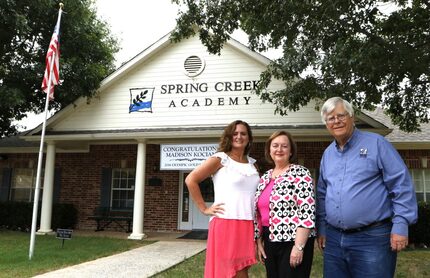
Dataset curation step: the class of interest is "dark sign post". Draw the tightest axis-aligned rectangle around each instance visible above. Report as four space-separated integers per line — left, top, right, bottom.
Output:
56 229 73 248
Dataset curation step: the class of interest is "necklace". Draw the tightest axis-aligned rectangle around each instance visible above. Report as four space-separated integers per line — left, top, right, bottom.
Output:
271 164 290 178
228 152 245 163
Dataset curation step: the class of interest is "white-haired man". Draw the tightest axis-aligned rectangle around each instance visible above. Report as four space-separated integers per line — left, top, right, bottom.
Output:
316 96 418 278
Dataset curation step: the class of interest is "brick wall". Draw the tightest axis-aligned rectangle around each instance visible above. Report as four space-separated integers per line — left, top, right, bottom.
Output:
400 149 430 168
1 142 429 232
56 144 139 230
143 144 179 231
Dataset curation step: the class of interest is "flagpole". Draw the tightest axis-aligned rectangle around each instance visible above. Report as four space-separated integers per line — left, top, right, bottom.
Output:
29 3 63 260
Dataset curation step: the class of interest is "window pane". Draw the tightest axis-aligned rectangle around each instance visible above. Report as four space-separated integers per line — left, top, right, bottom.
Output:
410 169 424 192
112 169 121 179
128 170 135 179
111 168 135 210
415 183 424 192
112 178 121 188
126 199 134 208
120 179 127 189
10 188 31 202
13 169 33 188
424 169 430 183
112 190 120 199
10 168 38 202
111 199 119 208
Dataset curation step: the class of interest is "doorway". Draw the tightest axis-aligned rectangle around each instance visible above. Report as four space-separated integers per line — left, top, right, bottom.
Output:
180 172 214 230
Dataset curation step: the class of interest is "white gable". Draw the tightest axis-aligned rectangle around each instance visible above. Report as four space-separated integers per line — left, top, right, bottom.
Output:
48 36 323 132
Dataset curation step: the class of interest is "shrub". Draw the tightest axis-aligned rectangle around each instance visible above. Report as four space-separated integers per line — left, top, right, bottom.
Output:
52 203 78 229
409 202 430 246
0 202 77 231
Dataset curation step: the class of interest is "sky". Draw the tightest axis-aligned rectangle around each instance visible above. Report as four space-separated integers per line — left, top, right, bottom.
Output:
95 0 181 67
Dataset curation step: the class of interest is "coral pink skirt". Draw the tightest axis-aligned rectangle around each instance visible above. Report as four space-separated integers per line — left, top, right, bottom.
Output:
204 217 257 278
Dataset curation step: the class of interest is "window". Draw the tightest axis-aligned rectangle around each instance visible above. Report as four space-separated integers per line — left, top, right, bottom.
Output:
410 169 430 202
10 168 43 202
111 168 135 210
309 168 319 185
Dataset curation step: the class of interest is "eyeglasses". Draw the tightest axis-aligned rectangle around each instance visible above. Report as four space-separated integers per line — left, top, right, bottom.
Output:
326 113 349 124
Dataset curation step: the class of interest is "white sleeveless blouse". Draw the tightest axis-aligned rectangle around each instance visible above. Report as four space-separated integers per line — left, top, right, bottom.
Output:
211 152 260 220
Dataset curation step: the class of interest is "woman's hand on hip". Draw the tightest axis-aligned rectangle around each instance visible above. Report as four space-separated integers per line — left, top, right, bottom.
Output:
203 203 225 216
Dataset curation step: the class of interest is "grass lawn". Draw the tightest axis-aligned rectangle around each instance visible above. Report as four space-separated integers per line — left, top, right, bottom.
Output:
1 230 429 278
155 246 430 278
0 230 151 278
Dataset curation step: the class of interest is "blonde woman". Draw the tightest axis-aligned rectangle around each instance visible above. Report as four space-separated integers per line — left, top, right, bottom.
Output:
255 131 316 278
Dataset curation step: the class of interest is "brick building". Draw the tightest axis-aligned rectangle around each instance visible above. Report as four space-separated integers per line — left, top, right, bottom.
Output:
0 33 429 238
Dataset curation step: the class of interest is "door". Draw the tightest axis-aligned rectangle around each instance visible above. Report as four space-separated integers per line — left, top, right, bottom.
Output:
181 173 214 230
191 177 214 229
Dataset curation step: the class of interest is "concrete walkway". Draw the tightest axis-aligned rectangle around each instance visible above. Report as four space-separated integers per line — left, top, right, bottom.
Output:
33 240 207 278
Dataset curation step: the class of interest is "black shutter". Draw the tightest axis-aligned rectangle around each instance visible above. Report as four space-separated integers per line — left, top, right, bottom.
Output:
100 168 112 208
53 168 61 203
0 168 12 201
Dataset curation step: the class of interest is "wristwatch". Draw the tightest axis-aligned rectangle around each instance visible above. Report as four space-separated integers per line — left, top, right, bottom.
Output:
295 244 305 251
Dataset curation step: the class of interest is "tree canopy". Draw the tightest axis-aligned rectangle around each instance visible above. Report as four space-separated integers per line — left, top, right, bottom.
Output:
171 0 429 132
0 0 119 137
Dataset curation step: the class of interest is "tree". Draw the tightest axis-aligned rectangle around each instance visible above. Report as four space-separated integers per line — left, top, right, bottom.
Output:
0 0 119 137
171 0 429 132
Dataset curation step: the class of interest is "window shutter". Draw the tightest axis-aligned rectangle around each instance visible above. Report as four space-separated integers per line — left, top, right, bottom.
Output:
53 168 61 203
100 168 112 208
0 168 12 201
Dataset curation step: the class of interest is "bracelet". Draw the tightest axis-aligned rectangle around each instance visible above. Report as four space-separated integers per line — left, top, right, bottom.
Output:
294 244 305 252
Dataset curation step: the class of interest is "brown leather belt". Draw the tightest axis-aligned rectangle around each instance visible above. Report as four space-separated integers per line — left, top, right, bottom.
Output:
334 218 391 233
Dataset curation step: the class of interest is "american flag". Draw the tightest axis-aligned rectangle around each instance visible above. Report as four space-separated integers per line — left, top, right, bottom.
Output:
41 13 62 100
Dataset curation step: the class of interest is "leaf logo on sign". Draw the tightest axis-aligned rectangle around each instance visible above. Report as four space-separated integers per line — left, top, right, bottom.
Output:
129 87 155 113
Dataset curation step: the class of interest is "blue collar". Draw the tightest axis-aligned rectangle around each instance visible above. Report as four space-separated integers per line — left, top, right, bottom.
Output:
335 128 359 151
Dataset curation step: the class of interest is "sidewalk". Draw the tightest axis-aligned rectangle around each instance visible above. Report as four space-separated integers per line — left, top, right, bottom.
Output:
33 239 207 278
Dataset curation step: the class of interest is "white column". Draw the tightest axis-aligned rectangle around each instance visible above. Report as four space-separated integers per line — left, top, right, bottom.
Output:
128 140 147 240
37 142 56 234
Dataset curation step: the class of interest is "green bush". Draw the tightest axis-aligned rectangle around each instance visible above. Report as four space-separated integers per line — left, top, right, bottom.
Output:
409 202 430 246
0 202 77 231
52 203 78 229
0 202 34 231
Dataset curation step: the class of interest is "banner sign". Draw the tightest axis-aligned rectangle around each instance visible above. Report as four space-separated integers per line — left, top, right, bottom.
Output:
160 143 218 170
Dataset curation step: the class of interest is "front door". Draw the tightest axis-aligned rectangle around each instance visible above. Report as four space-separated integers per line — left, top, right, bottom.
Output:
181 173 214 230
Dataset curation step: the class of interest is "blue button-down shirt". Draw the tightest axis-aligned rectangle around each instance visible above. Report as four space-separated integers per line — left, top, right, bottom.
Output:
316 129 418 237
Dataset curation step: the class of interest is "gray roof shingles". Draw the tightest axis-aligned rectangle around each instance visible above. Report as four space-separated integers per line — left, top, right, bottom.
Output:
362 108 430 142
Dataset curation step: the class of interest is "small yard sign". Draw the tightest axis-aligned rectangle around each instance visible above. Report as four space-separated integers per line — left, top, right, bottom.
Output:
56 228 73 248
